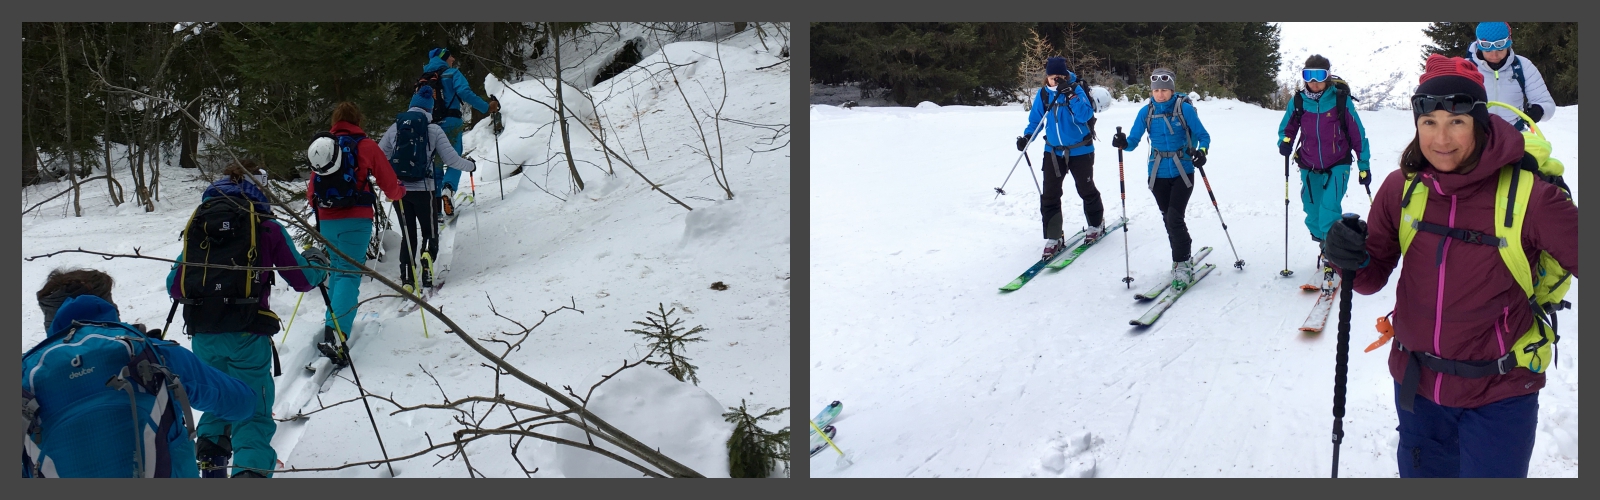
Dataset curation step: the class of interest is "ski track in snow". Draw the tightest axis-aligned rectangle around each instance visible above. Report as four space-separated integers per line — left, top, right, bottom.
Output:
23 27 790 478
809 88 1578 476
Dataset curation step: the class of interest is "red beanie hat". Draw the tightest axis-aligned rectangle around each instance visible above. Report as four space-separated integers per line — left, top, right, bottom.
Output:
1415 54 1491 129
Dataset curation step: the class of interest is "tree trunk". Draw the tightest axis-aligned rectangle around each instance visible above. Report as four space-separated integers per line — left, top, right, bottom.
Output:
23 135 41 187
734 22 748 33
551 24 584 192
181 94 200 169
56 22 81 217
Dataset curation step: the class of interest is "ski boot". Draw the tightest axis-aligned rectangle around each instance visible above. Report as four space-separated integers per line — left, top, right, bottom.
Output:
1319 254 1337 292
196 436 232 478
438 187 454 225
1041 238 1064 261
420 251 435 289
316 326 350 368
1084 223 1107 245
1171 260 1196 291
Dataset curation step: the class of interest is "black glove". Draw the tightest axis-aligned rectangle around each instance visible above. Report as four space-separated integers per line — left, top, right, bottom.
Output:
1190 147 1207 167
1278 138 1293 157
1523 104 1543 123
303 247 331 269
1358 169 1371 186
1321 214 1369 272
1016 135 1030 152
1112 132 1128 150
487 96 501 115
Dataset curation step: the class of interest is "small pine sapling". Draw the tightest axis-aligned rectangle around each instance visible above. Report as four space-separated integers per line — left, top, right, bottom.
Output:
723 399 790 478
626 303 708 385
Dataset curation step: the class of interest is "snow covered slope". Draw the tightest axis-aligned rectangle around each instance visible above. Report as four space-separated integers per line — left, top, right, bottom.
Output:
808 96 1578 477
21 26 789 478
1276 22 1434 111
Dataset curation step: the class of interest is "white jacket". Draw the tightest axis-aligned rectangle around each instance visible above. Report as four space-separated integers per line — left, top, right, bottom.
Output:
1467 45 1556 127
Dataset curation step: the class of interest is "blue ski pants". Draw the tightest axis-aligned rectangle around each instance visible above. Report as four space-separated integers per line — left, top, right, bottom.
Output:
1393 382 1539 478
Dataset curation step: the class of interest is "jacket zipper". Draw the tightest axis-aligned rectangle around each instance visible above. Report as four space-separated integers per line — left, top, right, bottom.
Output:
1429 174 1455 406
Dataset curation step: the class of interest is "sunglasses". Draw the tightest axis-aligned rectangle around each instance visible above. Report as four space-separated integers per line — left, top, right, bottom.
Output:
1476 37 1510 51
1411 93 1484 117
1150 74 1174 83
1301 69 1329 83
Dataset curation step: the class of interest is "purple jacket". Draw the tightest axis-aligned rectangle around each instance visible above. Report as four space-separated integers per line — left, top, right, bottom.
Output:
1352 117 1579 409
1278 89 1371 171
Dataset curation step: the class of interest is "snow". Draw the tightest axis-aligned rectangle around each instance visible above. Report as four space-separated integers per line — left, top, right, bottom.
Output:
1276 22 1435 111
808 47 1578 476
556 366 734 478
21 25 789 478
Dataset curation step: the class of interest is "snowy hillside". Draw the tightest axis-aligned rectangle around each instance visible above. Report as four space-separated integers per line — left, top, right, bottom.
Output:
807 96 1578 477
22 26 790 478
1276 22 1434 111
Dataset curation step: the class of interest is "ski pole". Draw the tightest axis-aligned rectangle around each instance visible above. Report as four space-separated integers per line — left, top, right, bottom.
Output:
316 284 396 477
1117 126 1132 288
279 291 305 345
995 92 1057 198
1329 213 1359 478
1281 138 1296 277
493 110 504 201
1193 163 1244 270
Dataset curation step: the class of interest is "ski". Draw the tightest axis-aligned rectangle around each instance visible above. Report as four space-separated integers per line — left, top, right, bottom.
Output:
1046 217 1129 270
1131 263 1217 326
809 401 842 437
809 425 838 457
397 282 443 315
1300 271 1341 333
1134 247 1213 300
999 229 1089 292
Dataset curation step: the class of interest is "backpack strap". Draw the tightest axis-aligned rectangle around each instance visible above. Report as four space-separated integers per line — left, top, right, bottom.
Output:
22 387 47 477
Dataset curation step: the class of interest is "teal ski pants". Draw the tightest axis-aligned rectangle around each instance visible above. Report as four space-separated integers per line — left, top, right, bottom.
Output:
1300 164 1350 241
192 332 276 477
319 217 372 338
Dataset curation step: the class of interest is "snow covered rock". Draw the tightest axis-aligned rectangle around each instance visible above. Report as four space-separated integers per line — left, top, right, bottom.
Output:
1088 85 1112 112
915 101 940 109
555 366 734 477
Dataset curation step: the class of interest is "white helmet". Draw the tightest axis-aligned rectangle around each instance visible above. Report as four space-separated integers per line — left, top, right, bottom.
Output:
307 136 342 176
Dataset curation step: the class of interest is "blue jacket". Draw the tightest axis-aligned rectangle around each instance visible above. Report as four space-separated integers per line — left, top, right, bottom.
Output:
1021 72 1096 157
425 57 490 115
1123 96 1211 179
23 295 255 477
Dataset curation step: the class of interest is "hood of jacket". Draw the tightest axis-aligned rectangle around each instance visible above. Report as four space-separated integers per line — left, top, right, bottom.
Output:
48 294 120 335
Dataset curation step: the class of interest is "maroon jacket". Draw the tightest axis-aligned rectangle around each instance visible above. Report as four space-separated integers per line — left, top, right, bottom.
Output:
1353 117 1579 409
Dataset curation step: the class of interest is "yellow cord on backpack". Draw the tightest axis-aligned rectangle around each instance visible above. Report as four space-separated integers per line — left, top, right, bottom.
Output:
809 419 845 457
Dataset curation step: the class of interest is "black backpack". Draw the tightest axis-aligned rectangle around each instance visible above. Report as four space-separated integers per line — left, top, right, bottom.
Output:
310 131 376 209
389 111 433 182
416 70 458 123
175 196 276 335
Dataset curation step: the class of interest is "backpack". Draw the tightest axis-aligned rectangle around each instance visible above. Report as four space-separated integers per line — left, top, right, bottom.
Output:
309 131 376 209
1396 103 1573 373
389 111 434 182
1143 92 1199 188
175 195 275 335
1036 84 1097 149
1472 50 1533 129
1292 74 1358 141
416 70 458 123
22 321 197 477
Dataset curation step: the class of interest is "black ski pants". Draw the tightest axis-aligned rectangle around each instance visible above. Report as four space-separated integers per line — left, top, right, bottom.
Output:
392 190 438 285
1150 176 1194 263
1040 150 1104 240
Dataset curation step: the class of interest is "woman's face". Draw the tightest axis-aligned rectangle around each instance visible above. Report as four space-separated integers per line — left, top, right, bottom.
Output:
1047 74 1067 87
1307 80 1328 93
1416 109 1477 173
1482 48 1508 64
1151 88 1173 103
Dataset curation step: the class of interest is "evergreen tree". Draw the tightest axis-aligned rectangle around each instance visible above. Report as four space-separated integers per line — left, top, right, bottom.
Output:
1423 22 1578 106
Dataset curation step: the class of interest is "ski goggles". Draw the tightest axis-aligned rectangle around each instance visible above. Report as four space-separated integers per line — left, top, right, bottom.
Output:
1301 68 1329 83
1150 73 1174 83
1476 37 1511 51
1410 93 1484 117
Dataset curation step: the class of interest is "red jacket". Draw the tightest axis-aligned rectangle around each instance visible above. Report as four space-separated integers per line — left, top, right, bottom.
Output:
307 121 405 221
1354 117 1579 408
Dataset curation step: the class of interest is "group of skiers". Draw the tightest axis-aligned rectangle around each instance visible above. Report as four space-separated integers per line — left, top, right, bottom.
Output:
24 47 497 478
1016 22 1574 478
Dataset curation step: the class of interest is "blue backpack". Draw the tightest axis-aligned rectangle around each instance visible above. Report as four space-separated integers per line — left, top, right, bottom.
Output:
22 321 197 477
310 131 376 208
389 111 433 182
